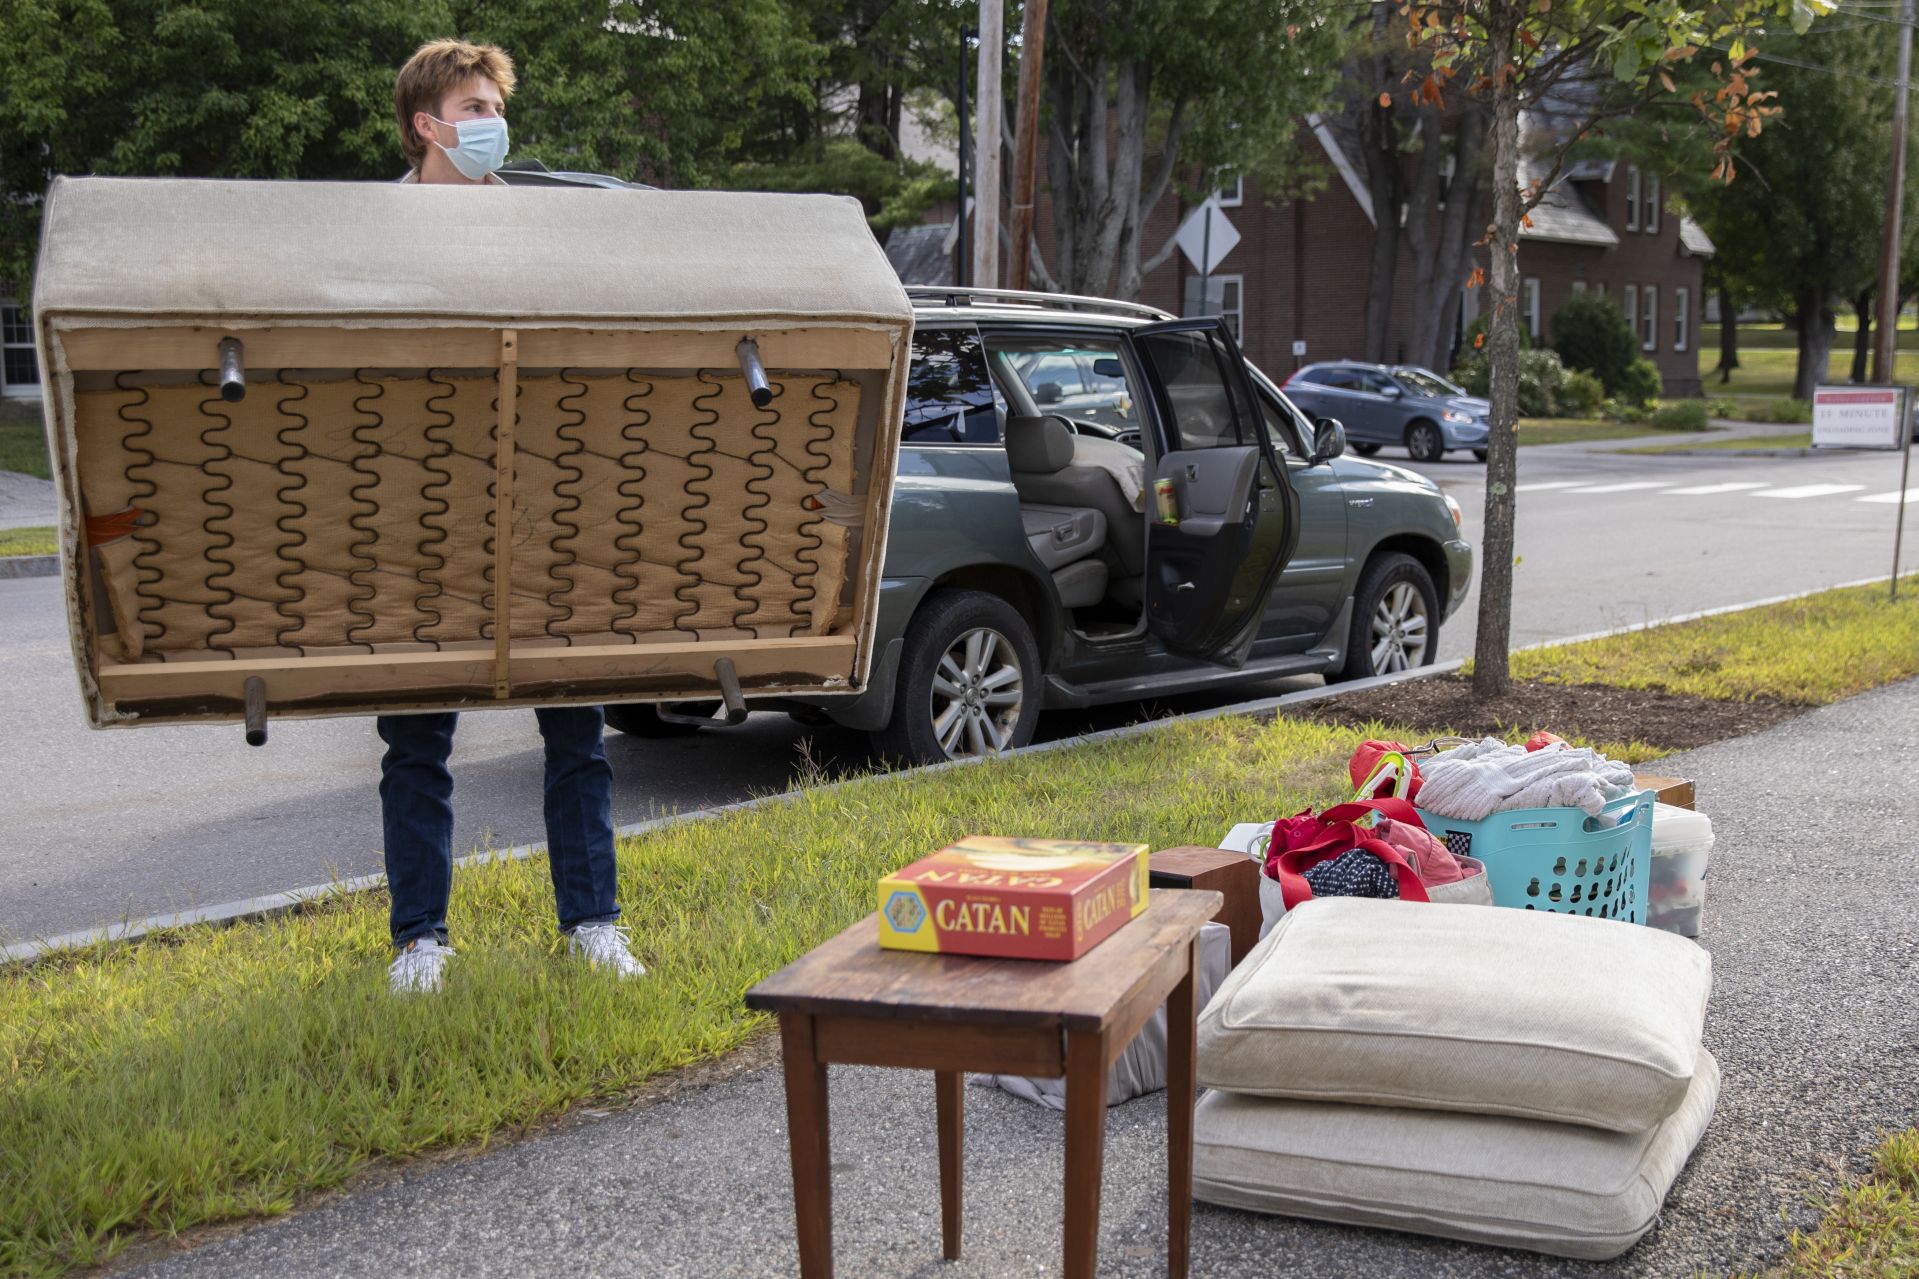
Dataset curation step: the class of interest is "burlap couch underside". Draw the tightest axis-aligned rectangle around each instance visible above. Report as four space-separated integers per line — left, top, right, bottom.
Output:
74 371 861 661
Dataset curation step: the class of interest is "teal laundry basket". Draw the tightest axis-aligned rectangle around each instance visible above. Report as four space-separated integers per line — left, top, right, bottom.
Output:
1416 790 1654 924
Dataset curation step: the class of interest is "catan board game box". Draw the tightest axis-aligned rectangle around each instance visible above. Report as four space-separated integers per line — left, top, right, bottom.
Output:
877 836 1150 961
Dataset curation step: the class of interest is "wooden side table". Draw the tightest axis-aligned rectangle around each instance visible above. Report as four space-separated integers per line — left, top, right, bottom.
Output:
745 889 1221 1279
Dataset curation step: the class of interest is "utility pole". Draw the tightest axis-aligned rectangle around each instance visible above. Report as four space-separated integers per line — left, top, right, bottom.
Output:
1007 0 1049 293
1874 0 1914 383
973 0 1003 291
957 24 971 287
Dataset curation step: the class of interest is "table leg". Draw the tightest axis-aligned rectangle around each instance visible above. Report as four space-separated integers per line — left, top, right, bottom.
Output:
1063 1028 1107 1279
780 1014 833 1279
935 1070 963 1259
1166 938 1199 1279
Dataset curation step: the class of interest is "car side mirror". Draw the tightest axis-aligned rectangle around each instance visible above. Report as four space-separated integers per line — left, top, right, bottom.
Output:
1313 417 1347 464
1034 381 1063 405
1381 385 1402 399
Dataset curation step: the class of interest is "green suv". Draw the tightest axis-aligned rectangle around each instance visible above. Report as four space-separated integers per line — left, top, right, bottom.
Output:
607 287 1472 764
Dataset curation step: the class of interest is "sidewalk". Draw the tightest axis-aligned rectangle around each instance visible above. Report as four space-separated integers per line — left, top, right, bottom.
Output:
114 679 1919 1278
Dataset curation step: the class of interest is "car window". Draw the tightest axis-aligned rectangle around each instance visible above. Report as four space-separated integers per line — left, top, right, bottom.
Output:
1252 381 1308 459
1294 368 1331 387
1134 327 1258 451
1358 370 1397 395
1395 367 1465 398
987 334 1141 436
1320 368 1361 391
902 327 1001 446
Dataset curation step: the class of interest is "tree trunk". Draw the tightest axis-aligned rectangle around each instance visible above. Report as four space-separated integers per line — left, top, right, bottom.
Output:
1792 288 1836 402
1471 11 1522 702
1851 287 1873 383
1411 106 1489 371
1715 285 1739 384
1355 19 1402 363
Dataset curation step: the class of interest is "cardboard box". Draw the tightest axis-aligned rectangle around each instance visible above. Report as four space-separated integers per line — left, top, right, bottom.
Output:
878 836 1149 961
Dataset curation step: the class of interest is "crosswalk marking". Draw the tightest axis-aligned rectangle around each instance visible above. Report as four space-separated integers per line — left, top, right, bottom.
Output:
1752 484 1868 499
1515 480 1590 492
1664 481 1772 495
1562 481 1675 494
1857 488 1919 504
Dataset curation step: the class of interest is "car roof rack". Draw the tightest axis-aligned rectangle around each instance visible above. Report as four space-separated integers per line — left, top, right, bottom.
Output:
904 285 1174 322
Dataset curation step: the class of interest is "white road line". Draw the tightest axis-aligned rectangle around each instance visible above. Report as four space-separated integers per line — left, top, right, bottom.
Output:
1664 481 1772 495
1561 481 1676 494
1857 488 1919 504
1515 480 1591 492
1752 484 1868 500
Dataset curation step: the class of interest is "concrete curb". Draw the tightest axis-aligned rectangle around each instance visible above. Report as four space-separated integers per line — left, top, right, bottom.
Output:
8 570 1911 965
0 553 58 579
1611 448 1813 458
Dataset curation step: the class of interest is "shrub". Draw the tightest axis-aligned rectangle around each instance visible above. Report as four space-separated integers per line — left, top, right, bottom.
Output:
1448 348 1567 416
1605 397 1653 423
1550 293 1641 395
1705 396 1739 418
1459 311 1532 356
1615 358 1663 407
1559 369 1606 419
1649 399 1710 432
1762 397 1812 424
1517 348 1568 417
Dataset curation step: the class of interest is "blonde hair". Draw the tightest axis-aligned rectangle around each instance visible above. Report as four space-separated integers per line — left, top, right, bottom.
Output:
394 39 517 170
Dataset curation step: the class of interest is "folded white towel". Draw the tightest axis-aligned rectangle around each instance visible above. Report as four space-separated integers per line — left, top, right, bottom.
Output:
1417 737 1636 822
1070 435 1148 511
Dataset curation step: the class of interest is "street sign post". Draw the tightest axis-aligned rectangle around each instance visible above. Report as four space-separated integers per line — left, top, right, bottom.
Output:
1175 197 1240 318
1813 385 1914 599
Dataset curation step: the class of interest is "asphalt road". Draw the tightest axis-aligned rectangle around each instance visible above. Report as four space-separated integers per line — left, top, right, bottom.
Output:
3 434 1912 942
114 678 1919 1278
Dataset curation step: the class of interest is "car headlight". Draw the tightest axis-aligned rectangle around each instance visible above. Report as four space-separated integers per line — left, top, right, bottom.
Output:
1441 409 1477 425
1444 493 1462 528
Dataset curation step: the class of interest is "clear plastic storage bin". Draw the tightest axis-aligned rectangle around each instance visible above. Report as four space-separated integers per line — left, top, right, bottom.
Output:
1648 803 1714 937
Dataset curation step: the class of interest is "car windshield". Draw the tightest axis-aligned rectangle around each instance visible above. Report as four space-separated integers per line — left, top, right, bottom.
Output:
1394 367 1466 399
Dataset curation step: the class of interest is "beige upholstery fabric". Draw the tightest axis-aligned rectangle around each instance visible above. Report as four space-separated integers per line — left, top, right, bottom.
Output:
1193 1049 1720 1261
34 177 910 327
1197 898 1711 1132
72 371 860 655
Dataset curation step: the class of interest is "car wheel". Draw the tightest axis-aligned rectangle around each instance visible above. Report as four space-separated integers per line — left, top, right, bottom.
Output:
1473 448 1489 462
872 588 1041 766
604 702 713 737
1337 552 1440 681
1352 442 1382 457
1405 420 1444 463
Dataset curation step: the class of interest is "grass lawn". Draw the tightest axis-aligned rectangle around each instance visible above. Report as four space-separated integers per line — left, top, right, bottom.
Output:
1517 417 1712 446
1618 432 1812 454
6 578 1919 1276
1699 340 1919 402
0 525 56 557
1507 577 1919 705
1749 1128 1919 1278
0 398 49 479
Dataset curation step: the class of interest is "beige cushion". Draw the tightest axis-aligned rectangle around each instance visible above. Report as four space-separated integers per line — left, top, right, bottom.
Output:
1197 898 1711 1132
1194 1049 1719 1261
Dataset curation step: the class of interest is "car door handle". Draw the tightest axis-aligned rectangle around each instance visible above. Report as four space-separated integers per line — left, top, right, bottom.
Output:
1173 582 1197 592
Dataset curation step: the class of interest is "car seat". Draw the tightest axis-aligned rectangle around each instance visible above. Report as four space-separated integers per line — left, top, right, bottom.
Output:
1004 414 1145 608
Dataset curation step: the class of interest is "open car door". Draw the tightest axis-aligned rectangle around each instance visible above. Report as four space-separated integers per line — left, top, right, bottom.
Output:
1132 318 1300 666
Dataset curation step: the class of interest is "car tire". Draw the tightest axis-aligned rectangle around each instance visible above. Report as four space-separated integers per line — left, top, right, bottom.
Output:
1352 442 1382 457
1337 552 1440 681
871 588 1041 766
604 703 712 737
1405 420 1445 463
1473 448 1489 462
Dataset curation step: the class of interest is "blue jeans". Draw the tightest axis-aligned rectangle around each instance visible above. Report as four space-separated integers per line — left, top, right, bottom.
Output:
377 707 621 947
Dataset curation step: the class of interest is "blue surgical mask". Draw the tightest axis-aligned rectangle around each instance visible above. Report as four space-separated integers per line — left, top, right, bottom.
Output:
429 114 509 181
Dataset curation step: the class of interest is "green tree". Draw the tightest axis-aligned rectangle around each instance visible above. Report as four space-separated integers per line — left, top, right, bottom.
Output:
1030 0 1347 298
1686 24 1893 400
1399 0 1826 700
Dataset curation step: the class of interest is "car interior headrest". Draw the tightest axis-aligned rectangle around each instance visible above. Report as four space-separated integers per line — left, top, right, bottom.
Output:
1004 414 1077 474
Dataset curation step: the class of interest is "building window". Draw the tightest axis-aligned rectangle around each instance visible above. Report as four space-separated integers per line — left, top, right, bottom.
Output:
1674 286 1690 352
1570 280 1588 296
1 302 39 394
1641 286 1658 351
1592 281 1606 297
1183 274 1243 341
1645 175 1661 234
1624 284 1638 337
1523 277 1541 341
1626 167 1641 232
1215 174 1243 208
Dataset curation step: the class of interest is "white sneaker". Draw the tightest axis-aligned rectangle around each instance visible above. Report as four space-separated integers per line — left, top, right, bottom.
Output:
568 923 647 979
388 937 455 994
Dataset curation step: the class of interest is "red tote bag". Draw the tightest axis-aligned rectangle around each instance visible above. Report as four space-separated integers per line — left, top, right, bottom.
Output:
1265 797 1434 911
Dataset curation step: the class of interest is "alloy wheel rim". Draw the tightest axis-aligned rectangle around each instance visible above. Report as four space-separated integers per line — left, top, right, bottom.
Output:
928 626 1025 759
1412 425 1439 458
1369 582 1429 673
